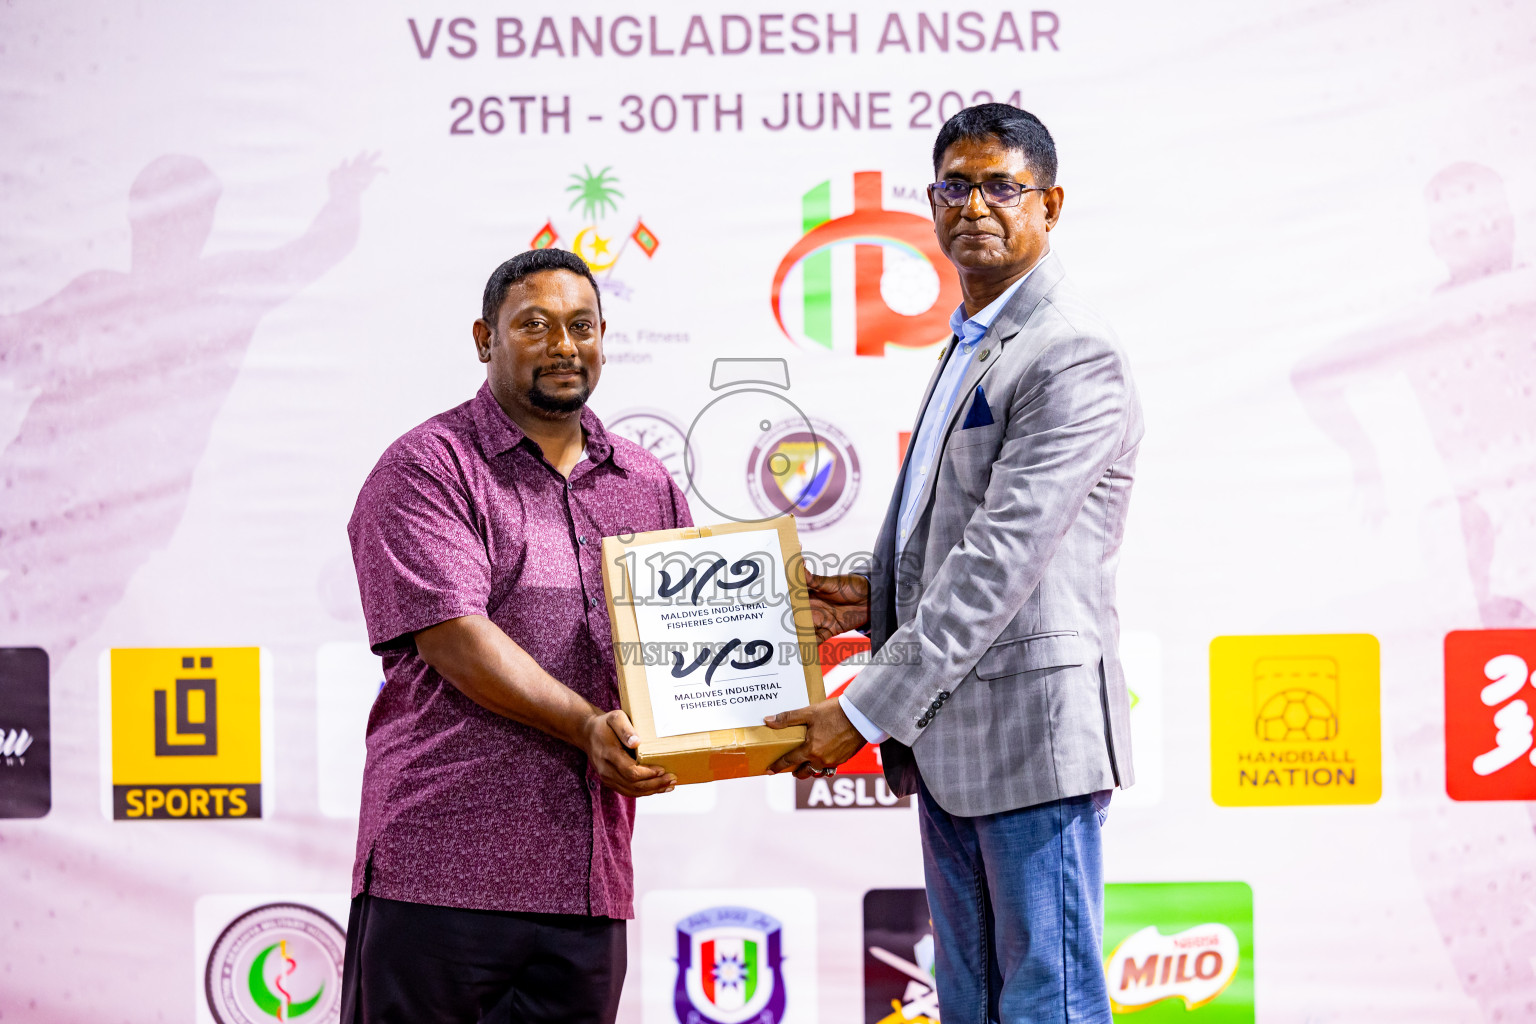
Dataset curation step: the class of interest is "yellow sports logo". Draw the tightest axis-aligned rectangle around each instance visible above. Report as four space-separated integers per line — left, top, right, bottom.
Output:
1209 635 1380 806
106 647 263 819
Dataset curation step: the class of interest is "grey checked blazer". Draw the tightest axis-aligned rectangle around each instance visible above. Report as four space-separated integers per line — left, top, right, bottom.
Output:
843 255 1143 817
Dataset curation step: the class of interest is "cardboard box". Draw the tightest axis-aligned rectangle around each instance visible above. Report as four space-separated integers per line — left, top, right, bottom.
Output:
600 517 826 784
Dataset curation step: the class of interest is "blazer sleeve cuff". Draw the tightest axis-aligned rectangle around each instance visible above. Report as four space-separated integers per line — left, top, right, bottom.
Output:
839 694 891 745
843 660 932 748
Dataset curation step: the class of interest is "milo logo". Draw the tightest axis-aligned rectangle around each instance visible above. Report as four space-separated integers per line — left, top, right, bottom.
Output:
1102 882 1254 1021
1105 923 1239 1012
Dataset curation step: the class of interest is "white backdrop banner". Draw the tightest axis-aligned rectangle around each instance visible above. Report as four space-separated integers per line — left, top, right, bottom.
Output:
3 1 1536 1021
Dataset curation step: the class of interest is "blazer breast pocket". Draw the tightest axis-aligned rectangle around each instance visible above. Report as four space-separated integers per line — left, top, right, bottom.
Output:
945 423 1004 451
940 423 1004 506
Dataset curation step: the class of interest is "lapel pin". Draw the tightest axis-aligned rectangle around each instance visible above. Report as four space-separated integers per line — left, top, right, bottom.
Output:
979 348 990 361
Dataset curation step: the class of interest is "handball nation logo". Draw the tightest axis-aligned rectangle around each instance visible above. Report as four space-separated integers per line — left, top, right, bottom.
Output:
674 906 787 1024
771 171 961 357
204 903 345 1023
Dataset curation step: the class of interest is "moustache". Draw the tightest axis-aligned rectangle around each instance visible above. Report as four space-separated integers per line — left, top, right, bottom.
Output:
535 364 587 379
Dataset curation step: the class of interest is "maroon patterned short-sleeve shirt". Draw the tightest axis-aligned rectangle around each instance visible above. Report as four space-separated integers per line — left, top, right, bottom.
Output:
347 382 691 917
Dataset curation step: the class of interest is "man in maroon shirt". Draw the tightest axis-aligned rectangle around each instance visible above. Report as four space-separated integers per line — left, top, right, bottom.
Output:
339 247 690 1023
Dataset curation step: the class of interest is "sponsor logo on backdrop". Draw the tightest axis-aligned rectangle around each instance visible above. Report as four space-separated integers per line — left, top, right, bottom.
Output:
531 165 660 297
1444 629 1536 800
0 647 50 818
1116 631 1165 808
204 902 345 1024
106 647 264 819
771 171 961 357
610 410 693 494
531 166 681 363
1102 882 1254 1020
685 359 817 526
642 889 815 1024
1208 635 1380 806
797 635 909 809
315 642 384 819
1108 924 1238 1012
863 889 938 1024
746 417 860 530
675 906 787 1024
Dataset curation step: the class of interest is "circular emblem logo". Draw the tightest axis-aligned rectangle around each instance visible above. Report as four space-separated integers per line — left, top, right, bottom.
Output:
608 410 691 493
205 903 346 1024
674 906 787 1024
746 418 860 530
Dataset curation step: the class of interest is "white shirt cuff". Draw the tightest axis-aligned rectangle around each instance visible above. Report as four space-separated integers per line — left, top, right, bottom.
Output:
839 694 890 745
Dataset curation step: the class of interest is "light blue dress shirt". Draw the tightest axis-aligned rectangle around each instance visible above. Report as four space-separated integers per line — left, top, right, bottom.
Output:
838 255 1049 746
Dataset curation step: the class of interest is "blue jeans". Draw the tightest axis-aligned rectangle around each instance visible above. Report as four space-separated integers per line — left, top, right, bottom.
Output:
918 780 1112 1024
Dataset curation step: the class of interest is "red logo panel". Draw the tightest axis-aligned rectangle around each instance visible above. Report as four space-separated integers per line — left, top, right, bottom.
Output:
1445 630 1536 801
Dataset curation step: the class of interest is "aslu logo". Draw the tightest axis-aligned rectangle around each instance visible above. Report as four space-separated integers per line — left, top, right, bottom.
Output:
771 172 960 356
0 647 50 818
204 902 346 1024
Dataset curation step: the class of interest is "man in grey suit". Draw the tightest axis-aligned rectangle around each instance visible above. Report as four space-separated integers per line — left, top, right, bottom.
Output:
766 104 1142 1022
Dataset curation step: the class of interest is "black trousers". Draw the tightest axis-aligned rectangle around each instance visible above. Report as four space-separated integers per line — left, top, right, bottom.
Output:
339 893 626 1024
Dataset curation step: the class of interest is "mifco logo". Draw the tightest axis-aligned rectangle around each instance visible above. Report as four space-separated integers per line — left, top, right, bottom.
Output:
105 647 264 820
0 647 50 819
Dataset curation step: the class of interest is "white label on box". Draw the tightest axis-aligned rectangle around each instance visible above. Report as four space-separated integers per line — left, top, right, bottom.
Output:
627 528 810 738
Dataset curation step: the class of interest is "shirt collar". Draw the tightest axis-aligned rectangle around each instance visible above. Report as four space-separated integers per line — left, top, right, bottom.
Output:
470 381 628 470
947 250 1052 346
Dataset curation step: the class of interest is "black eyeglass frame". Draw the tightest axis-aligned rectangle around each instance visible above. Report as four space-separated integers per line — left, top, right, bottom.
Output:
926 179 1052 209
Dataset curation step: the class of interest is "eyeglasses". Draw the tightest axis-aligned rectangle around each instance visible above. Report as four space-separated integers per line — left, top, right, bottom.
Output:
927 179 1049 208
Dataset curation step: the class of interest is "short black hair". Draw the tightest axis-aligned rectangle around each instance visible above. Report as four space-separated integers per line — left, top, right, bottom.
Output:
481 247 602 324
932 103 1057 187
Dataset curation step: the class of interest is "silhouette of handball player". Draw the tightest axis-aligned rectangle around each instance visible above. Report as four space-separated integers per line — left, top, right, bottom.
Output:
0 152 382 658
1294 162 1536 627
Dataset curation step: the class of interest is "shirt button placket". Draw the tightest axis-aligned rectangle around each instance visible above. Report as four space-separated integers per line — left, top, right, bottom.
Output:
566 479 597 616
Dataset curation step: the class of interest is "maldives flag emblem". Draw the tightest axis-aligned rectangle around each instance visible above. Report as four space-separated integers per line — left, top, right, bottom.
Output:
632 219 660 257
675 906 786 1024
529 221 558 250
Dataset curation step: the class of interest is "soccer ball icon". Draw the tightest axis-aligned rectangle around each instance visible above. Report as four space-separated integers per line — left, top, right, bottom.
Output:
1255 688 1339 742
